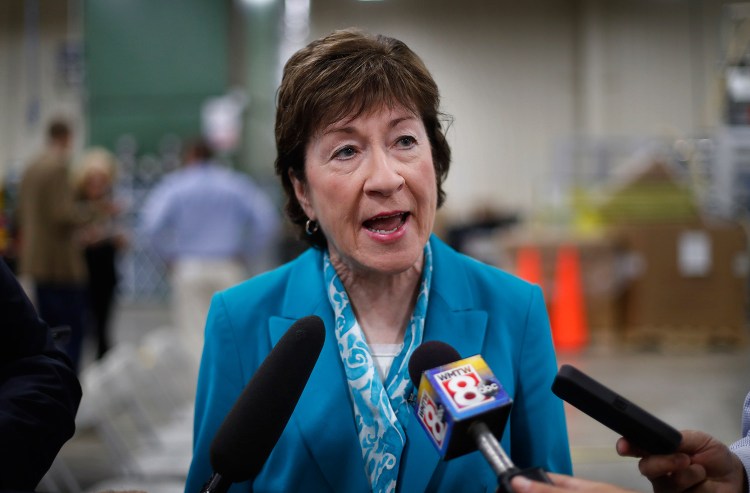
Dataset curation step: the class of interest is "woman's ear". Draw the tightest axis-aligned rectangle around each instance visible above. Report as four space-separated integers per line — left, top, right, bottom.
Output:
289 170 314 220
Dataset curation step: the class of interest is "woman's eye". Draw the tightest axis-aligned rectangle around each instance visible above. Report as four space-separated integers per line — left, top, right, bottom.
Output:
332 145 356 160
396 136 417 148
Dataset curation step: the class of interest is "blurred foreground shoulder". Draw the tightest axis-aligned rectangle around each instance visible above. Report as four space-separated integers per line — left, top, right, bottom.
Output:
0 260 82 490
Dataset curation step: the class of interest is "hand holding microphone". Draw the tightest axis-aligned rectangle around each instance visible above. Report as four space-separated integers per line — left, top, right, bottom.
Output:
200 315 325 493
408 341 553 493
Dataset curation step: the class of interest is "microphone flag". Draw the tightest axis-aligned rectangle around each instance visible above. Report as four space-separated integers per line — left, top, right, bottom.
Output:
413 354 512 459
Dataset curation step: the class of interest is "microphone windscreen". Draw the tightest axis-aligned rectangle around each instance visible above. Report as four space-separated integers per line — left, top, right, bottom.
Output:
408 340 462 387
209 315 325 482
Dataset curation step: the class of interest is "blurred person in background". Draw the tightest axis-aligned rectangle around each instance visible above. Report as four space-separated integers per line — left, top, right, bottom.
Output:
74 147 129 360
1 253 82 490
185 28 571 493
139 137 279 358
17 119 112 373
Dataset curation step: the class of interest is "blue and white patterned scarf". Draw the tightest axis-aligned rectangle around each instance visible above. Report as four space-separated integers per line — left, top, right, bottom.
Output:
323 243 433 493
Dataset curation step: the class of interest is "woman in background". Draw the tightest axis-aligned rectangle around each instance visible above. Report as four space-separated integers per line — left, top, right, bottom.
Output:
186 28 571 492
74 148 127 360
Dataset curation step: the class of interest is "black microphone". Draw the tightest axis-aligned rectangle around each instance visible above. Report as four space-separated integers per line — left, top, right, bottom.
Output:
407 340 462 389
200 315 326 493
408 341 552 493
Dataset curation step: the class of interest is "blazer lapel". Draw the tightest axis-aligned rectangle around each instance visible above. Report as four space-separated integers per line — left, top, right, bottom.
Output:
267 250 368 492
399 236 490 492
399 294 489 493
425 235 490 359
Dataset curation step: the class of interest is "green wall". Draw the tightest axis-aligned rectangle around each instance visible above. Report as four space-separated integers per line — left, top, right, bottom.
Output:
85 0 229 153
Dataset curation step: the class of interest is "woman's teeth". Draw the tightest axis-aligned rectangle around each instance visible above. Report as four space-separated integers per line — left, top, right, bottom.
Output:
364 213 407 233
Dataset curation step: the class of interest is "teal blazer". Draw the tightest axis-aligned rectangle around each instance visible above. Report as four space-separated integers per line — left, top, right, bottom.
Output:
185 235 571 493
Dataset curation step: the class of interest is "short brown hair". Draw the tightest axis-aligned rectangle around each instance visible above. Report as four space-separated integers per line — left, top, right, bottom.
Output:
184 137 215 162
274 28 452 248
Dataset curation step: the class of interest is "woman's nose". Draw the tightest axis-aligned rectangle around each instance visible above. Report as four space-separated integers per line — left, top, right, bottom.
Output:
363 148 405 196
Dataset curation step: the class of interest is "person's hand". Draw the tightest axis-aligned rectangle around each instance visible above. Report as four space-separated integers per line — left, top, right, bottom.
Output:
616 431 747 493
511 472 640 493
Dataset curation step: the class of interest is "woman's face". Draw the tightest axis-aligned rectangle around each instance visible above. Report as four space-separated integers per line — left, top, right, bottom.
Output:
293 105 437 277
83 169 111 200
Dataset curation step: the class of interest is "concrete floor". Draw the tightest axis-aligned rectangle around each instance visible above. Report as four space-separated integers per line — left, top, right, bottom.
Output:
46 300 750 493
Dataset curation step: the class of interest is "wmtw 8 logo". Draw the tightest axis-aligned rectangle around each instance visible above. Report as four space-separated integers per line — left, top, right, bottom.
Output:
435 364 490 409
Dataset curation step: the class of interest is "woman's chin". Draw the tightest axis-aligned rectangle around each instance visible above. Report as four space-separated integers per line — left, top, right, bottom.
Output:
357 239 426 276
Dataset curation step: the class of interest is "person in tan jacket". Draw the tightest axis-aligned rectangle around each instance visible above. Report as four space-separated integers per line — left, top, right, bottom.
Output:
18 119 110 372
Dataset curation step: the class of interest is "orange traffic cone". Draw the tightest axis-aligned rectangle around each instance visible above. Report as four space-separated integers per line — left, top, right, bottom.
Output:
551 245 588 351
515 245 543 287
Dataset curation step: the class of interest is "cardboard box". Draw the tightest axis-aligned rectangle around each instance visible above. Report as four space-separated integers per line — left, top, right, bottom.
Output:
614 220 749 348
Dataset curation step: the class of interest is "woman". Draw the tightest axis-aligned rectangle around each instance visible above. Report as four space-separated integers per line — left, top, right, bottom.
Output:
186 28 571 493
74 148 127 359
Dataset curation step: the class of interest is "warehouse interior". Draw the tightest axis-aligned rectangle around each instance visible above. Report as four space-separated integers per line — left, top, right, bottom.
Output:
2 0 750 492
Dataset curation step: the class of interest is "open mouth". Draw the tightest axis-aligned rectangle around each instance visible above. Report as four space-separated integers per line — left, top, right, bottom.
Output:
363 212 410 234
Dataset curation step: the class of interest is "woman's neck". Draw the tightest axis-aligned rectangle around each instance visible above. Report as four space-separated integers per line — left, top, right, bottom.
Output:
330 252 424 345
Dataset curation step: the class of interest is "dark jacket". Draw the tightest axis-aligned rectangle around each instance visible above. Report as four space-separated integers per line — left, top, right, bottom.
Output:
0 259 82 490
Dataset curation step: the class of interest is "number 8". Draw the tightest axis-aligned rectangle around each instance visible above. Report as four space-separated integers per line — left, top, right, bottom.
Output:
447 375 486 407
423 400 446 444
